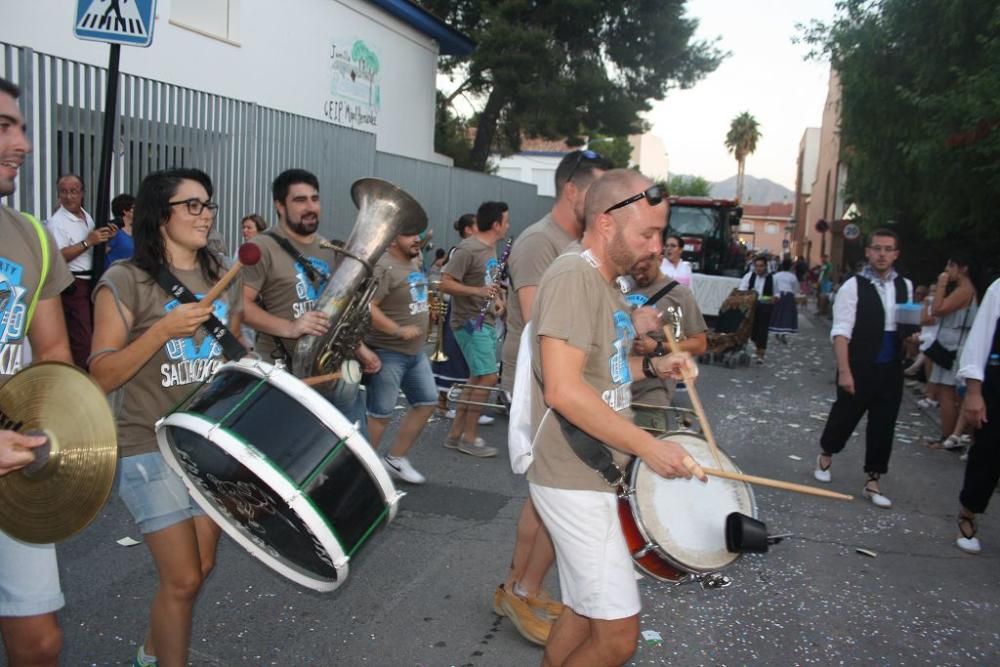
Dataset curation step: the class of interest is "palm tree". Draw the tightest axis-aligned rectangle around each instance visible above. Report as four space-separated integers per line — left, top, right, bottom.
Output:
725 112 762 202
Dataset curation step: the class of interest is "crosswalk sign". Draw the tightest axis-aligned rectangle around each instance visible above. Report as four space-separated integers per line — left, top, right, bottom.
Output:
74 0 157 48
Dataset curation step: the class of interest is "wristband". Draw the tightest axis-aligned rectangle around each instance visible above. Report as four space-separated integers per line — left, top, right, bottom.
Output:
642 355 657 379
653 340 665 357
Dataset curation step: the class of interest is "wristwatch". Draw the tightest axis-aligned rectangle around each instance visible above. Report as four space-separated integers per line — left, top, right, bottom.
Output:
80 239 89 250
642 355 657 379
652 340 665 357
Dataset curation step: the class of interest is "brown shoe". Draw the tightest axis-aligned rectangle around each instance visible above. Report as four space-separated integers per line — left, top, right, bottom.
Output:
499 588 552 646
525 591 564 621
492 584 507 616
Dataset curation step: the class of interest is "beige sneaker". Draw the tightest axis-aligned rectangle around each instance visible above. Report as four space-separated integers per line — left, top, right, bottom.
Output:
493 584 508 616
525 590 565 622
499 588 552 645
458 437 497 458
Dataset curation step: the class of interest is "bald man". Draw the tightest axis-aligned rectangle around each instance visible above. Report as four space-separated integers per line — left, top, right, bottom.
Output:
525 169 705 666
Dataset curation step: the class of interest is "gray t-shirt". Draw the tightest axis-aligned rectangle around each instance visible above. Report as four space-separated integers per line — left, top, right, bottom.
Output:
625 276 707 407
526 250 637 493
0 207 74 384
97 262 243 457
365 254 430 355
442 236 498 330
500 214 575 393
242 228 340 363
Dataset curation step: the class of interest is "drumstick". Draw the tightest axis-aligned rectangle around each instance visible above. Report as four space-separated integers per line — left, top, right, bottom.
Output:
199 243 261 305
660 325 723 469
703 466 853 501
302 371 342 387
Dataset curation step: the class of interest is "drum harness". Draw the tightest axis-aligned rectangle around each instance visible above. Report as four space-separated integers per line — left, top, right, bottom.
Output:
151 264 248 361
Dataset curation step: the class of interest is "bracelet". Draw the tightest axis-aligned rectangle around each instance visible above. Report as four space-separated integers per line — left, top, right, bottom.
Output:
642 355 657 379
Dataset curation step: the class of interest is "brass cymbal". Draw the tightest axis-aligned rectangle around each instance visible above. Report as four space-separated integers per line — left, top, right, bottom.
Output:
0 362 117 544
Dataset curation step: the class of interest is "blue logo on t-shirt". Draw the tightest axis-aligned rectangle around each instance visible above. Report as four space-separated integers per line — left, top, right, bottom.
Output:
625 294 647 309
484 257 499 285
163 296 230 362
295 257 332 302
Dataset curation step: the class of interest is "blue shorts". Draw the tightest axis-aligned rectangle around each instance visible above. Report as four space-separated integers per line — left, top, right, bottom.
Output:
453 324 499 377
0 531 64 616
117 452 205 534
366 350 439 418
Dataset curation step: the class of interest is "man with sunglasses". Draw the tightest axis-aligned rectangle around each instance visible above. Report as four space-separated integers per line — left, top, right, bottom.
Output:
46 173 117 369
814 229 913 509
493 149 611 644
526 169 705 666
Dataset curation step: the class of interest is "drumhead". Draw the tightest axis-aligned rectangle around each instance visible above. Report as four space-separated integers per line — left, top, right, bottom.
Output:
157 359 400 592
630 432 755 574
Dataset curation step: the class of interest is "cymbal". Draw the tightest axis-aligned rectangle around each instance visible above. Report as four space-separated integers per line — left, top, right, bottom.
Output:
0 362 118 543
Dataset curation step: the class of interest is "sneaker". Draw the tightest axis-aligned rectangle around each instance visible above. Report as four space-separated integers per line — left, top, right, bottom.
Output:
813 454 832 483
493 584 508 616
445 409 457 419
134 647 157 667
498 587 552 645
959 434 973 445
444 436 460 449
382 455 426 484
458 437 497 458
524 590 565 622
478 414 496 425
917 397 939 409
957 515 981 554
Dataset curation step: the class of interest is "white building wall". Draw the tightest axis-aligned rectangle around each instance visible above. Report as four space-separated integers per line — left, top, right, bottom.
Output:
0 0 440 162
799 128 821 195
492 153 561 197
628 133 669 181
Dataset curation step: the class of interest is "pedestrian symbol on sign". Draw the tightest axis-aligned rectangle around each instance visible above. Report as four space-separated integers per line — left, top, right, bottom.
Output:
74 0 157 48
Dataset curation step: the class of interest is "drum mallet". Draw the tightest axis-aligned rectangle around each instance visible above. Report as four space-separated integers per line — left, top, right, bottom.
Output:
704 467 853 501
661 326 723 469
199 243 262 305
302 371 343 387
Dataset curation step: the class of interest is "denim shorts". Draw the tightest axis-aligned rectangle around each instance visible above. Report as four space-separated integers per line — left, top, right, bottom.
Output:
366 349 439 418
453 324 499 377
117 452 205 534
0 531 64 616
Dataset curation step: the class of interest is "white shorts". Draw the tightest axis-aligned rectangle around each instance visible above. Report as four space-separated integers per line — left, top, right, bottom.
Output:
529 483 641 620
0 530 64 617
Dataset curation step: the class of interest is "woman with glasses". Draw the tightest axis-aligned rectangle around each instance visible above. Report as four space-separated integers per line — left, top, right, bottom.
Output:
89 168 242 667
658 232 692 287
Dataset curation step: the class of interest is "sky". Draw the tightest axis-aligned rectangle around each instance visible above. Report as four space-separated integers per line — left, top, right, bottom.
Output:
649 0 837 189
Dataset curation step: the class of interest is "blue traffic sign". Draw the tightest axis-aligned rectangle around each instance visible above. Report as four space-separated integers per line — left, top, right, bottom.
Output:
74 0 157 48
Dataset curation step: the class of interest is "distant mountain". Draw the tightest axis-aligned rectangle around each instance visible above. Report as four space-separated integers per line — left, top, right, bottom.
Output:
710 175 794 204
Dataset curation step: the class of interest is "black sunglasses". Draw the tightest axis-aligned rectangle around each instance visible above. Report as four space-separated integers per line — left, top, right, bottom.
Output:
604 185 666 214
564 149 604 183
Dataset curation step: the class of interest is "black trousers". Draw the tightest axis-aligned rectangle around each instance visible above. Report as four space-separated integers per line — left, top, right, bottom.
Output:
819 361 903 474
959 386 1000 513
751 302 773 351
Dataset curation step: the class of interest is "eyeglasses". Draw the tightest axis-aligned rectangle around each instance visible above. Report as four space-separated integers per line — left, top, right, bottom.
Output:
58 188 82 196
564 149 603 183
868 245 897 253
169 198 219 217
604 185 666 214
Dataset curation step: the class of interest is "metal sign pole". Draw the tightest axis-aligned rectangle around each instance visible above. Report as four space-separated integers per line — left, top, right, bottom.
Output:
92 43 120 279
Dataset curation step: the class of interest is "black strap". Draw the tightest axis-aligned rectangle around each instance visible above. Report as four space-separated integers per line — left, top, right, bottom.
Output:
152 266 247 361
644 280 679 307
556 413 626 487
254 290 293 363
263 231 329 288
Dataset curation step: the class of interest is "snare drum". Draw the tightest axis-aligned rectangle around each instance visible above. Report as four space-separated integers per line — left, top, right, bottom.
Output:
156 359 401 592
617 432 755 583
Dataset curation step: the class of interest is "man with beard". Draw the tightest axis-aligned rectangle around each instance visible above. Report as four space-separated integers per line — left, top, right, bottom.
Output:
625 254 707 431
527 169 705 666
493 149 611 645
0 76 76 667
364 231 436 484
242 169 379 431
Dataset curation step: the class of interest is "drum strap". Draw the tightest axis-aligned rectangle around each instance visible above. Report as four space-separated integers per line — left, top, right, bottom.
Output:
152 266 249 361
644 280 679 307
557 413 625 487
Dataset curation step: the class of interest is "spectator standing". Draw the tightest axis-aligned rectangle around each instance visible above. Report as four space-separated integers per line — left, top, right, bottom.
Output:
104 193 135 265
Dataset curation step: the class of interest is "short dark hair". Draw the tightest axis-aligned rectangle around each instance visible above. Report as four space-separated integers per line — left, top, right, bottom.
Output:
453 213 475 233
0 77 20 99
476 201 508 232
781 258 793 271
868 228 899 247
754 255 768 265
434 248 446 260
555 150 613 197
57 173 85 192
132 168 221 283
111 193 135 218
664 233 684 248
272 169 319 203
242 213 267 232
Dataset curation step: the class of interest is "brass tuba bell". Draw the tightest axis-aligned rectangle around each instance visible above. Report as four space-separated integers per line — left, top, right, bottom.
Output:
293 178 428 378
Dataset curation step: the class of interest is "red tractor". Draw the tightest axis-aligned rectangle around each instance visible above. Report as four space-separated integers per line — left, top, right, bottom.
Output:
666 196 745 277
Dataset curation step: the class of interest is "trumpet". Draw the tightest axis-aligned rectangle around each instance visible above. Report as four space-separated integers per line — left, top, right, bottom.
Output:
428 278 448 362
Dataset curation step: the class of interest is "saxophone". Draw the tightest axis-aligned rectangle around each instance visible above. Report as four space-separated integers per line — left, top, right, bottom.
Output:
292 178 428 378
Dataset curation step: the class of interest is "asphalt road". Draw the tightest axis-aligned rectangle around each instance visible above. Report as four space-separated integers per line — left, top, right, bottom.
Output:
52 308 999 666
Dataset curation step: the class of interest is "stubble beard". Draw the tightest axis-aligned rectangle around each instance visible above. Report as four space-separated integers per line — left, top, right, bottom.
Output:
608 224 643 277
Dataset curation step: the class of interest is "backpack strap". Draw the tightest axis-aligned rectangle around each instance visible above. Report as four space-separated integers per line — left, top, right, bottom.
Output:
20 212 50 332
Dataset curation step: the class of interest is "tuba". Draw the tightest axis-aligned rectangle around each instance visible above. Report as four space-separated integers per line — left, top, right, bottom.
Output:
293 178 428 378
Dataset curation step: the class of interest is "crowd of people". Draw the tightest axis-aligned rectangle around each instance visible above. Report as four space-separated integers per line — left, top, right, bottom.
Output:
3 74 999 667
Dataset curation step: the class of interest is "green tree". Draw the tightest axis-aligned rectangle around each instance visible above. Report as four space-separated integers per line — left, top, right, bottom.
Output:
667 174 712 196
434 92 479 171
799 0 1000 275
586 135 634 170
421 0 725 171
724 112 762 203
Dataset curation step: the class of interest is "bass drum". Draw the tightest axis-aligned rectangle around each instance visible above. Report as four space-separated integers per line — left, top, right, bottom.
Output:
156 358 401 592
618 431 755 582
